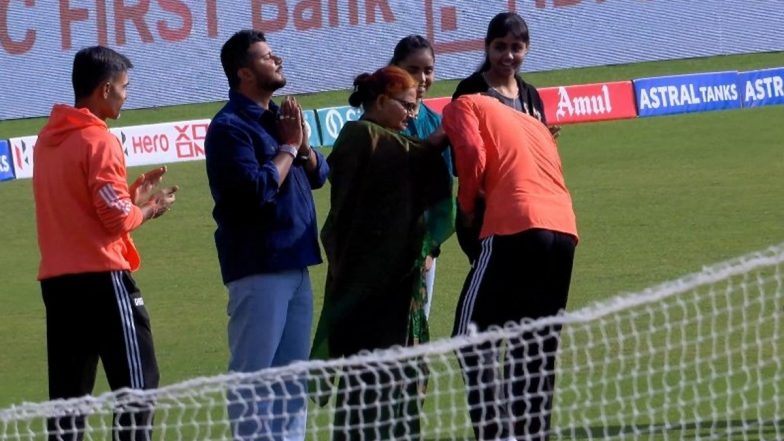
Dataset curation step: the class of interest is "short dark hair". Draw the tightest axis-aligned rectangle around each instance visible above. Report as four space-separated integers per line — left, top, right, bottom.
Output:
389 35 435 66
221 30 267 90
72 46 133 100
479 12 530 72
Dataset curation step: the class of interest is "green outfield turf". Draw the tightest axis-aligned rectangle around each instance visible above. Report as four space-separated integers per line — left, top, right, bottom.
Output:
0 53 782 439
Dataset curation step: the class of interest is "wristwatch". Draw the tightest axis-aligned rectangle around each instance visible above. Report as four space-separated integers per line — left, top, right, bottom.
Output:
278 144 298 158
297 147 312 162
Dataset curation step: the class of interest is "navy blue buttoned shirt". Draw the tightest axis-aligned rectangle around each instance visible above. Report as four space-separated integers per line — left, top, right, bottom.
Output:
205 90 329 284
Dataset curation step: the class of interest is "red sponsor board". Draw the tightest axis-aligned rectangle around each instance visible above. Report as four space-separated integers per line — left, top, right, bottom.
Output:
423 96 451 114
539 81 637 124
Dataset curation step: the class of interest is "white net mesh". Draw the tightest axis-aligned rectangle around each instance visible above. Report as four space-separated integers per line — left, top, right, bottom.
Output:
2 243 782 441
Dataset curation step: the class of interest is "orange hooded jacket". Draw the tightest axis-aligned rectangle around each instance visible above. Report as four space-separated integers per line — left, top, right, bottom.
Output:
33 104 143 280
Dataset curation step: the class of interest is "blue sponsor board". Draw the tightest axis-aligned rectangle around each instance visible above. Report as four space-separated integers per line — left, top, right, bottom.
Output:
634 71 741 117
302 109 322 147
739 67 784 108
315 106 363 147
0 140 15 181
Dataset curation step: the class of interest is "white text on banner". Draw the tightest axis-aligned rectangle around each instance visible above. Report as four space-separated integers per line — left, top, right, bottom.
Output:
739 68 784 108
0 140 15 181
111 120 211 167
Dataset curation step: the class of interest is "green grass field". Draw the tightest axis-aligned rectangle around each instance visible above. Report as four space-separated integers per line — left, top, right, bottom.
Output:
0 52 782 439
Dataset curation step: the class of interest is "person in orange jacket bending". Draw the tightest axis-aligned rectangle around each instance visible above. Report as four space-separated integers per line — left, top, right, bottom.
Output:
443 93 578 441
33 46 177 441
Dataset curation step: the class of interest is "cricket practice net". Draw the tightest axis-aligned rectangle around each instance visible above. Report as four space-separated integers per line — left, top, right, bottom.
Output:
2 242 782 441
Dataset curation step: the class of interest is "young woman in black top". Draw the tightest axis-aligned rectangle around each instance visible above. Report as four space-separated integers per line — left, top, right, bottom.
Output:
452 12 560 264
453 12 548 123
451 17 565 439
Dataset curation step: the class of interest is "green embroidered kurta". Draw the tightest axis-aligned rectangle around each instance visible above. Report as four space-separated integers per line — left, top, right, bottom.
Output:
312 119 453 362
402 103 456 346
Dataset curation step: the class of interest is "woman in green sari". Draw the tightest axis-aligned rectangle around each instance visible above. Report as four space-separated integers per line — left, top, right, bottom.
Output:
312 66 453 441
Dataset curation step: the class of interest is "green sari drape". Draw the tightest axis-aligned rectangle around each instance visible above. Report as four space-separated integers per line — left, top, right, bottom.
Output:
312 119 453 362
402 103 456 346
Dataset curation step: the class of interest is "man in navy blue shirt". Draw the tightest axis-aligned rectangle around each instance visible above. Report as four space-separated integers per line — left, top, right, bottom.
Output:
204 29 328 441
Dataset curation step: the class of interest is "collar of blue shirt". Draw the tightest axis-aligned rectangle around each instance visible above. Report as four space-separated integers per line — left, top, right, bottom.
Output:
228 89 280 123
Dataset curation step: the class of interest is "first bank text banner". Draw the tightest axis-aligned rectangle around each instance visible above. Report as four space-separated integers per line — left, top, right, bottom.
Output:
3 1 783 120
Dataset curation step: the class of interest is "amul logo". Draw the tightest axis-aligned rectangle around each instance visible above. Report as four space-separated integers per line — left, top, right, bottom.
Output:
555 84 612 120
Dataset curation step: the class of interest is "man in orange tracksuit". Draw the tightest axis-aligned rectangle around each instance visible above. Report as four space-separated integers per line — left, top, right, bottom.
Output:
442 94 578 441
33 46 178 441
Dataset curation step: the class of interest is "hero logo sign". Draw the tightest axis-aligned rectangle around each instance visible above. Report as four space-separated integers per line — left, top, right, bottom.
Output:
130 132 170 154
114 119 209 164
175 123 208 159
118 131 129 157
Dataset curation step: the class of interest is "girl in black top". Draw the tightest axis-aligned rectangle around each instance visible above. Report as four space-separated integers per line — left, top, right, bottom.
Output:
451 14 568 441
452 12 548 124
452 12 559 263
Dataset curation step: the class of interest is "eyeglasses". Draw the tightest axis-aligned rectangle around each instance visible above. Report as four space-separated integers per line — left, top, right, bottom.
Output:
389 97 417 114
